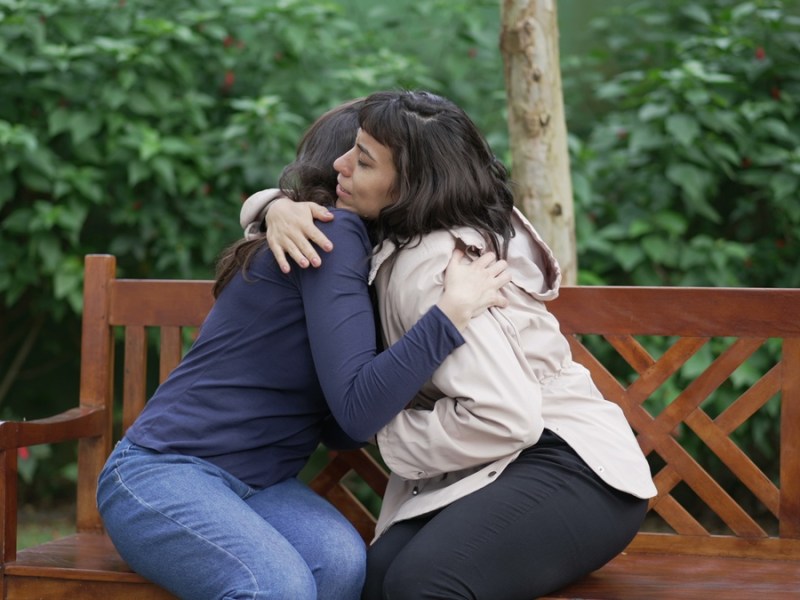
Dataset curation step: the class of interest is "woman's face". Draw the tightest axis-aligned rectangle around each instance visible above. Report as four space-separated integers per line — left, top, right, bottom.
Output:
333 129 396 219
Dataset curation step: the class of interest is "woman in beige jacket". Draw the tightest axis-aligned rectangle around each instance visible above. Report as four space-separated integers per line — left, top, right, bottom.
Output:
254 90 657 600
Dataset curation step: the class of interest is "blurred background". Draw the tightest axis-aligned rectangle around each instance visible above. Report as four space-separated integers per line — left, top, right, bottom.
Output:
1 0 798 545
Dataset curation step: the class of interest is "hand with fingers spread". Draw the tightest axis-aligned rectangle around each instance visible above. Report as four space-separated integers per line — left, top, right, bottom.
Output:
435 249 511 332
265 197 335 273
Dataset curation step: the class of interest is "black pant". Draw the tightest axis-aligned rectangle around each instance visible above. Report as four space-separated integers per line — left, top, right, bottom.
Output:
363 430 648 600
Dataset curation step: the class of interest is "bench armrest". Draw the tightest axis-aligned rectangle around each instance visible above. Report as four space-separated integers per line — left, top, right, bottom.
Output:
0 407 106 450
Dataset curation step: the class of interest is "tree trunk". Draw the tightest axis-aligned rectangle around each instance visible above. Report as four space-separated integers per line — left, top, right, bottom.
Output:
500 0 577 284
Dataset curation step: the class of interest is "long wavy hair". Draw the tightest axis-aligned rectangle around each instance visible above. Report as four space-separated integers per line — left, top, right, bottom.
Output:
213 99 363 297
359 90 515 257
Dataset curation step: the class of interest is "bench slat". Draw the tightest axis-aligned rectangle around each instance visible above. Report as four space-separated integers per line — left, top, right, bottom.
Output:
122 326 147 433
780 337 800 538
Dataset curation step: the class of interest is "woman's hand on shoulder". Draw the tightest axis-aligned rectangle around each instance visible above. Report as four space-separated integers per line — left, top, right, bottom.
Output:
436 249 511 331
266 197 335 273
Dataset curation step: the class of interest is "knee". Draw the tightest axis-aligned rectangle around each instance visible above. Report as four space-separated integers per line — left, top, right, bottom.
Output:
383 570 439 600
382 557 470 600
312 525 366 598
222 569 317 600
335 535 367 580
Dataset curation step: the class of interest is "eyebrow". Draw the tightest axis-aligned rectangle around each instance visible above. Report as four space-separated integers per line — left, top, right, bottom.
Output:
356 141 375 162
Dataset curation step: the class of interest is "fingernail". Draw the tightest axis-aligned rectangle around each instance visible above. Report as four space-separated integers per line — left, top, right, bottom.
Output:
311 257 321 267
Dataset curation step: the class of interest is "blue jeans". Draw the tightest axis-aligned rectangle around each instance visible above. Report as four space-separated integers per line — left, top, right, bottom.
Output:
97 438 366 600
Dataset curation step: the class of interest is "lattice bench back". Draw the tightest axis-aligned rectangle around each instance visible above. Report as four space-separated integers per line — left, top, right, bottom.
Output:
549 286 800 559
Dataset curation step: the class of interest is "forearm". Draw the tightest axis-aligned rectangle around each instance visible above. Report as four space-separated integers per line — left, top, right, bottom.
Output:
316 305 465 442
240 188 282 239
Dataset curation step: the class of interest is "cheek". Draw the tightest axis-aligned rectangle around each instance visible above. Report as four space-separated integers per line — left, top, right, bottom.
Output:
383 178 398 207
380 190 395 211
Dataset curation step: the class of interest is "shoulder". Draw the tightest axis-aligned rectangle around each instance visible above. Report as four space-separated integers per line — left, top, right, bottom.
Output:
292 210 372 284
317 209 371 253
392 231 456 276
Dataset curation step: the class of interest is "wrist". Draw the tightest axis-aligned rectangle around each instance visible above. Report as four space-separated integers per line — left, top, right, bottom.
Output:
435 297 470 332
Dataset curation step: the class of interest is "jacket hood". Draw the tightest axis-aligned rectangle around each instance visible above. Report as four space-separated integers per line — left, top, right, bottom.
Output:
369 207 561 302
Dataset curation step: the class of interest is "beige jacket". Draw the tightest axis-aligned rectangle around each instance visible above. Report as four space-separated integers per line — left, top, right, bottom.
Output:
369 207 657 541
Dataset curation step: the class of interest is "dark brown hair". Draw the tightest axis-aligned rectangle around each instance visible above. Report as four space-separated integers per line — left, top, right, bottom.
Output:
359 90 514 257
213 99 363 297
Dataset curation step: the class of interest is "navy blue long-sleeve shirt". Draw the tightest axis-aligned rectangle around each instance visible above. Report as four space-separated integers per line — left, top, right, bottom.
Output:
126 209 464 488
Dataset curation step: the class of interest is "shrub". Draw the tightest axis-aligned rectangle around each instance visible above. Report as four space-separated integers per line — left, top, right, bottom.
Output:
565 0 800 288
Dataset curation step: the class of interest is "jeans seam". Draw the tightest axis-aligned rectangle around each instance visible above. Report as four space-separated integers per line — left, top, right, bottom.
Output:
113 459 262 595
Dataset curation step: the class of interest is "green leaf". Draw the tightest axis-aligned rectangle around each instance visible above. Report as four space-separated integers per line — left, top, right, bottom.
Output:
48 108 72 137
684 89 710 106
731 2 758 21
151 156 176 194
682 344 713 379
128 161 151 186
612 243 645 272
69 112 103 145
651 211 687 236
54 257 83 300
708 141 741 166
35 236 62 271
666 163 704 199
665 114 700 147
682 60 734 84
0 175 13 208
682 4 711 25
666 163 720 222
698 110 744 137
139 128 162 162
629 219 654 237
57 202 89 238
20 167 52 193
760 119 797 144
770 173 798 201
2 208 34 234
638 103 670 121
641 235 676 265
629 125 664 153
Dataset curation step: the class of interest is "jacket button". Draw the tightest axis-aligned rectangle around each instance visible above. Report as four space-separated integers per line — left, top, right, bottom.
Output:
488 471 497 477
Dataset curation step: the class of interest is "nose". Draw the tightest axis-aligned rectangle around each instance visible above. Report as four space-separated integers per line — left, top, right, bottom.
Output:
334 146 355 176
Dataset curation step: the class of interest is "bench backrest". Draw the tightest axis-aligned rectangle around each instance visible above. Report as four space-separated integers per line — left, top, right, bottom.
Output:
76 254 216 533
76 255 800 559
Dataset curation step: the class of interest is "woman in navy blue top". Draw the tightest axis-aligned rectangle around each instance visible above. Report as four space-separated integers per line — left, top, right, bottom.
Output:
95 99 510 600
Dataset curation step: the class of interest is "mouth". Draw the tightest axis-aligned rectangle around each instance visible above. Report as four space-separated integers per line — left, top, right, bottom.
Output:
336 182 352 199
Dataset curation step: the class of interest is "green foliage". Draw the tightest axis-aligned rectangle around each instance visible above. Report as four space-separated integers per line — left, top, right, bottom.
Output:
0 0 437 301
565 0 800 288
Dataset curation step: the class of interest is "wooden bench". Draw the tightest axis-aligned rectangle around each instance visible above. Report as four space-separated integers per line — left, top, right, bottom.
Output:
1 253 799 599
